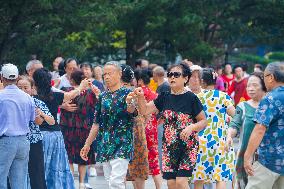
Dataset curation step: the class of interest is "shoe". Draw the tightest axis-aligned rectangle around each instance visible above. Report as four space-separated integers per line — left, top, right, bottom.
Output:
79 183 86 189
89 167 97 177
85 183 93 189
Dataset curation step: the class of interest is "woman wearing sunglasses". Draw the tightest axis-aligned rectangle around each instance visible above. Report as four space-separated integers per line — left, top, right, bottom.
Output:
127 63 207 189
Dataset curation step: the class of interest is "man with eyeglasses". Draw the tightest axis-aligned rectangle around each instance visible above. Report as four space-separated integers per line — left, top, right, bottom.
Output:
244 62 284 189
0 64 35 189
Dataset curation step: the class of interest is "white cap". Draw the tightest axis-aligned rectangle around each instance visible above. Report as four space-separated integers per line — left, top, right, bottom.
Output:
1 63 19 80
190 65 203 72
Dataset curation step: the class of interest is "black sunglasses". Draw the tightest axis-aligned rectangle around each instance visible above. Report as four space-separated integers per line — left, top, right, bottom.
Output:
167 72 182 78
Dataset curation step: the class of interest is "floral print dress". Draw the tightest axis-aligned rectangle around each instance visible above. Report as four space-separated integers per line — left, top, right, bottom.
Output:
142 86 161 176
154 91 203 179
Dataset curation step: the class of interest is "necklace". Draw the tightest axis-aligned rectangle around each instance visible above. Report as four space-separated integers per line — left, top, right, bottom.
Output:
171 88 186 95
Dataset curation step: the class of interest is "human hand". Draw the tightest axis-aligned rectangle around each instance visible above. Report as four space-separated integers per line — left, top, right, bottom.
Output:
180 125 193 141
244 153 254 176
225 136 233 152
79 78 89 91
133 87 144 98
61 101 78 112
80 145 90 161
89 82 100 97
126 92 136 104
36 108 43 117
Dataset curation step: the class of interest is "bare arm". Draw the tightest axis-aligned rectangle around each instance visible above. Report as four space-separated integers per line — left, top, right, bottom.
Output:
137 97 158 116
227 127 238 138
244 124 266 175
227 105 235 117
63 79 89 102
40 113 55 125
84 124 99 147
181 111 207 140
245 124 266 157
191 111 207 132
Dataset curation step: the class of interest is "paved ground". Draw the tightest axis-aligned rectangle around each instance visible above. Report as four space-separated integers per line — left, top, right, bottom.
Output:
73 164 233 189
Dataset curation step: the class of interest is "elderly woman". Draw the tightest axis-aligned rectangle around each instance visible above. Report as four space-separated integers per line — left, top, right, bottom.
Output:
188 65 203 94
191 68 236 189
60 70 99 189
226 72 267 189
129 63 207 189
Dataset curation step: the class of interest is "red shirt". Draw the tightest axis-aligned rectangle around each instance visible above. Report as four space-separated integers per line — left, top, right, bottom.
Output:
221 74 235 92
228 78 250 105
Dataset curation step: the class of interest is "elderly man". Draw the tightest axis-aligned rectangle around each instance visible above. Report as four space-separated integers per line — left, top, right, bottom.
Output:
26 59 43 77
244 62 284 189
80 61 135 189
0 64 35 189
153 66 170 95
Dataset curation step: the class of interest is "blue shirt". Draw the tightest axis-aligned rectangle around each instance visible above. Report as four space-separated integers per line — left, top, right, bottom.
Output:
27 97 53 143
92 80 105 92
0 85 35 136
254 86 284 175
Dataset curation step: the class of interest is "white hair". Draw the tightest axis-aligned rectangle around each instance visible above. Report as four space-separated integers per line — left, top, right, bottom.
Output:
26 60 43 71
104 61 122 71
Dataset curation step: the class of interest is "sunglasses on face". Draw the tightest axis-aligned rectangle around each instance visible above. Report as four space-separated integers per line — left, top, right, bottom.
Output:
167 72 182 78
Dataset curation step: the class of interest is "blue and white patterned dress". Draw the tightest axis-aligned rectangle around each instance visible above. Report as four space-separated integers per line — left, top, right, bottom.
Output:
27 97 53 143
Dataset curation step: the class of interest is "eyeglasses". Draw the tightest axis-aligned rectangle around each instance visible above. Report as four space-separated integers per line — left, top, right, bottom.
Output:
264 73 272 78
167 72 182 78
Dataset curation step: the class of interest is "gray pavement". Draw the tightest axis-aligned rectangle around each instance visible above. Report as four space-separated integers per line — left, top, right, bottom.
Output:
73 164 233 189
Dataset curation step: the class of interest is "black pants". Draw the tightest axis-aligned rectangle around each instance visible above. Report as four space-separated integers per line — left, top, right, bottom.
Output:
28 141 47 189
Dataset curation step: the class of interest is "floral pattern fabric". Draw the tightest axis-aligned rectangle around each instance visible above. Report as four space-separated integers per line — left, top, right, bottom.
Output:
142 86 161 175
27 97 53 144
60 87 97 165
192 90 235 182
161 110 199 173
94 87 134 162
126 115 149 181
253 86 284 174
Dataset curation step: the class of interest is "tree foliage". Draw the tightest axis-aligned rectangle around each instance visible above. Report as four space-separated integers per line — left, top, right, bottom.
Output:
1 0 283 68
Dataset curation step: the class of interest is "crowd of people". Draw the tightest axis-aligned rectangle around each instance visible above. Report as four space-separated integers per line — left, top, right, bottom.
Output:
0 57 283 189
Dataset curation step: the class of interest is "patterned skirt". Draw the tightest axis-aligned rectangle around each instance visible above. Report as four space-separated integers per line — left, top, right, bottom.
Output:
61 126 96 165
126 116 149 181
42 131 75 189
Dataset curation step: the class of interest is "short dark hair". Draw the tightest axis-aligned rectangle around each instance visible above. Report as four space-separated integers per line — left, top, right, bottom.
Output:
202 68 217 86
254 64 263 71
167 63 191 86
121 64 134 83
70 69 85 85
80 62 92 69
135 59 143 68
64 58 78 69
233 64 243 73
134 69 151 85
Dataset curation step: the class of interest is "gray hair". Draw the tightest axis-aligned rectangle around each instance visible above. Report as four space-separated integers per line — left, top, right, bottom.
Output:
153 66 165 77
26 60 43 71
104 61 122 71
266 62 284 82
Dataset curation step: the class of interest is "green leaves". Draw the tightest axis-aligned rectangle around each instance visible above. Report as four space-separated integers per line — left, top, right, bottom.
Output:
1 0 283 68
